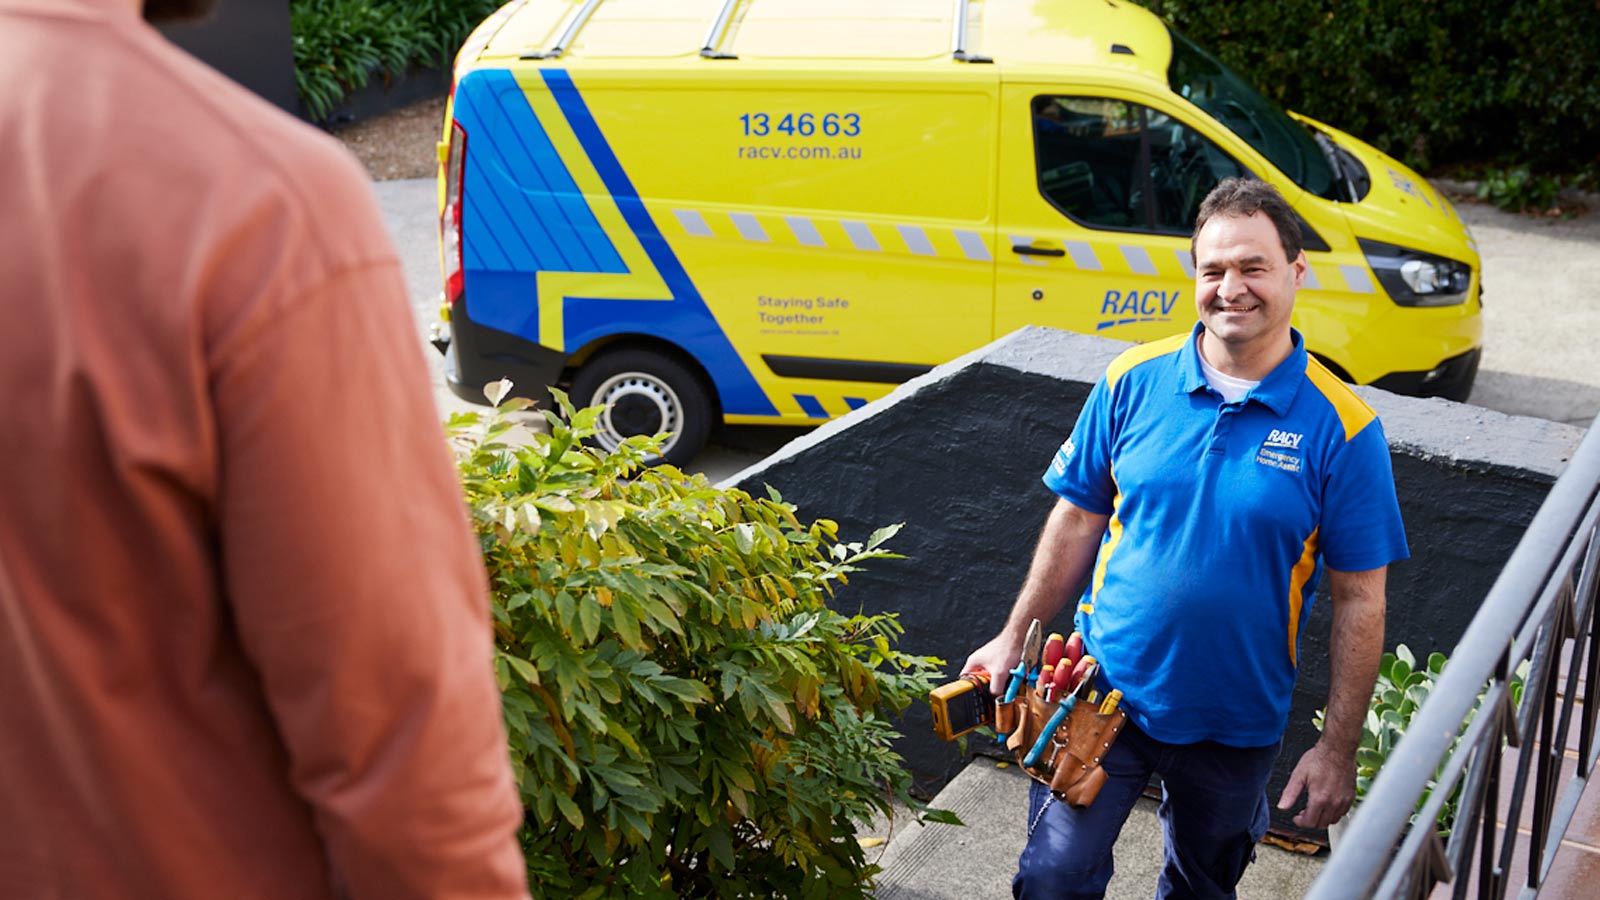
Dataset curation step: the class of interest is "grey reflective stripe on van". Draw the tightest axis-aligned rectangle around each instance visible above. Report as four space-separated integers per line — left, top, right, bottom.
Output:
1119 245 1157 275
1064 240 1101 270
841 220 881 252
785 215 825 246
1339 264 1376 293
1173 249 1196 277
954 229 992 261
674 209 713 236
897 224 937 256
729 212 769 241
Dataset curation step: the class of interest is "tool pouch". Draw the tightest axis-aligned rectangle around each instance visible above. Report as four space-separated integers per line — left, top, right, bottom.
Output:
996 691 1127 808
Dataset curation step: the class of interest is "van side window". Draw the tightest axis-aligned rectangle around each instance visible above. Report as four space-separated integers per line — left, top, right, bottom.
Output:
1033 96 1246 235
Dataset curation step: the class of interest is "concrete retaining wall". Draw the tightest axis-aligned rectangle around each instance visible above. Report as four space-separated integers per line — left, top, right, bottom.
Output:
728 327 1585 839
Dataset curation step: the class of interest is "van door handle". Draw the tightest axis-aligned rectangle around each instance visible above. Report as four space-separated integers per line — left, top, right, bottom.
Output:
1011 244 1066 257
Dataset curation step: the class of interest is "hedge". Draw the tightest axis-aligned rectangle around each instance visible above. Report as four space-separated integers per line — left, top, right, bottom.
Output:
291 0 499 121
1135 0 1600 177
291 0 1600 177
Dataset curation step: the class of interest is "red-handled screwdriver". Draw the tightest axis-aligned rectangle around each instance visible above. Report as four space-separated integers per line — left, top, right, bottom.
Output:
1048 659 1073 703
1042 633 1065 671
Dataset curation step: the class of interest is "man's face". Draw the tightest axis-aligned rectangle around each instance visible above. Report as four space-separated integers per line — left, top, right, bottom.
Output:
1193 212 1306 353
144 0 217 24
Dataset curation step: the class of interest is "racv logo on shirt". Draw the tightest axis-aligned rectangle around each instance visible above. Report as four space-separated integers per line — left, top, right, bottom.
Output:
1256 429 1304 474
1051 437 1075 476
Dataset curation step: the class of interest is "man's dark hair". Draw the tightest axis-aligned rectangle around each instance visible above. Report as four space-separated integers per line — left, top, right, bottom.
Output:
1190 177 1302 263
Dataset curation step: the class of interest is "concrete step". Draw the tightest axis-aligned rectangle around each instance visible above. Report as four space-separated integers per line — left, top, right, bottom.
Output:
870 759 1325 899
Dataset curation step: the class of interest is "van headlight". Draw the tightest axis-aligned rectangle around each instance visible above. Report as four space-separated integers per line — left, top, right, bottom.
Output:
1357 238 1473 307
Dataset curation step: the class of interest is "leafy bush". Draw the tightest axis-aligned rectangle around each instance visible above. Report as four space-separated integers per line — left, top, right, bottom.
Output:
1315 644 1527 837
447 384 950 898
290 0 499 120
1134 1 1600 179
1475 166 1566 215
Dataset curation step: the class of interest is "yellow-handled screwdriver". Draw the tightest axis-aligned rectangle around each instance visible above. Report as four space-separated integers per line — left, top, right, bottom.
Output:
1099 689 1123 716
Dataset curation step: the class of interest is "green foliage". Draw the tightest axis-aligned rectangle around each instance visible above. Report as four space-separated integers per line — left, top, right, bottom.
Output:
447 384 949 898
1134 1 1600 178
290 0 500 121
1315 644 1527 837
1475 165 1567 215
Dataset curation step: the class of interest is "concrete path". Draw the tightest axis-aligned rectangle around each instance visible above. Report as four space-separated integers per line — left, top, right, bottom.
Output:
867 759 1322 899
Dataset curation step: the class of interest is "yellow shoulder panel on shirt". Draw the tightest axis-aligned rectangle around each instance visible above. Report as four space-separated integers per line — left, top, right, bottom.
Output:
1306 356 1377 441
1105 333 1190 390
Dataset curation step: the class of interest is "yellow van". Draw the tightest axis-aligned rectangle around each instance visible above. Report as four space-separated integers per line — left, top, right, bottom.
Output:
434 0 1482 464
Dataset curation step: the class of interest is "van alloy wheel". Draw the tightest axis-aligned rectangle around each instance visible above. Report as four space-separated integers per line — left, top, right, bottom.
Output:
568 348 714 467
588 371 683 455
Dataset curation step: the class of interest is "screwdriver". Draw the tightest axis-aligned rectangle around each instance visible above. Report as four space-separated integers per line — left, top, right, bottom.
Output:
1024 660 1098 768
1099 689 1123 716
1047 659 1073 703
1042 632 1065 672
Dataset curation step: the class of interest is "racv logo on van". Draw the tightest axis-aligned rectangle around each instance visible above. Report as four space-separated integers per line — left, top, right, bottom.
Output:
1097 288 1180 331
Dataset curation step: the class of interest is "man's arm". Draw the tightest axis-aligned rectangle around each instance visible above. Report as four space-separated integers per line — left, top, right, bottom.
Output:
962 498 1109 696
213 259 529 898
1277 565 1387 828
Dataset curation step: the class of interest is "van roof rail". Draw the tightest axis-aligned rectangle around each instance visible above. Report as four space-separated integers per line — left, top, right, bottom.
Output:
950 0 992 63
700 0 740 59
522 0 605 60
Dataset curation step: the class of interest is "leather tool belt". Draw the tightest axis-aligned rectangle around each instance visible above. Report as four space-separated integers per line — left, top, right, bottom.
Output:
996 689 1128 808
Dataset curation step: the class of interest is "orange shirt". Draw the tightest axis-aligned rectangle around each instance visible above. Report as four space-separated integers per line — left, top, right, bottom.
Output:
0 2 528 897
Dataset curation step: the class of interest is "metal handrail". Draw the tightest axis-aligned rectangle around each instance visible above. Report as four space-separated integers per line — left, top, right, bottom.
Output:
522 0 605 60
701 0 741 58
950 0 992 63
1308 413 1600 899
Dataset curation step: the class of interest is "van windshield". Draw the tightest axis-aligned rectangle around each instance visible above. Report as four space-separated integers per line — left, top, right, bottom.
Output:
1166 28 1336 200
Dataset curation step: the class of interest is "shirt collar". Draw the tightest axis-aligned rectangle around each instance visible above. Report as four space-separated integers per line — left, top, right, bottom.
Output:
1176 322 1307 415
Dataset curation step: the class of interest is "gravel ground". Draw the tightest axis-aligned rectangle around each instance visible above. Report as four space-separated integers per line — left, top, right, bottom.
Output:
331 95 447 181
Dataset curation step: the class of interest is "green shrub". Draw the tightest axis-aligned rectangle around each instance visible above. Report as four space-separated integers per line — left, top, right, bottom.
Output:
1476 165 1566 215
1315 644 1527 837
290 0 500 120
1135 1 1600 178
447 384 951 898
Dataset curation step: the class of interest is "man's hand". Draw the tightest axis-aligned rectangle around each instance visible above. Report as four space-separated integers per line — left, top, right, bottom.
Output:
962 499 1110 697
1277 739 1357 828
962 635 1022 698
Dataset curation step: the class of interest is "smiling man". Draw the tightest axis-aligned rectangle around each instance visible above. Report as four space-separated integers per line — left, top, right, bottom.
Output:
964 178 1409 899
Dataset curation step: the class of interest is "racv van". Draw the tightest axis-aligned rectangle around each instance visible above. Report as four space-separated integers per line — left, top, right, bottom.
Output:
433 0 1483 464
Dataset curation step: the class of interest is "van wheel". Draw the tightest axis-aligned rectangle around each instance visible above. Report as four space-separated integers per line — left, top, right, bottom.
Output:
568 349 713 467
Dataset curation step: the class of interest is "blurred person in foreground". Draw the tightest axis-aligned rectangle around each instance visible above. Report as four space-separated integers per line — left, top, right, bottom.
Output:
0 1 528 897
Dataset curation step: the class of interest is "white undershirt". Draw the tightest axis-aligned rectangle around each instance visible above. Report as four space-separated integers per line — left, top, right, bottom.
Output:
1198 353 1260 404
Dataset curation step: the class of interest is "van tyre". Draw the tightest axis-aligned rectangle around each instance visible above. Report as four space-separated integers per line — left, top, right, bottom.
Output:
569 349 713 467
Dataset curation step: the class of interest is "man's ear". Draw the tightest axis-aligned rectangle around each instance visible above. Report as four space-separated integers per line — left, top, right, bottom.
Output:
1290 251 1309 290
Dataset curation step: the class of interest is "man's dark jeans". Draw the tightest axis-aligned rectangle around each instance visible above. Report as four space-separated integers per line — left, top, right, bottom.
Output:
1013 720 1280 900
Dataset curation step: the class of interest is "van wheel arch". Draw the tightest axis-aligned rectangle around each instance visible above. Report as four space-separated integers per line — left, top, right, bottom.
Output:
563 338 721 466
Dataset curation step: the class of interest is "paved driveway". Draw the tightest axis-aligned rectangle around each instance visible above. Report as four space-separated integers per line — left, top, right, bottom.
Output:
372 178 1600 479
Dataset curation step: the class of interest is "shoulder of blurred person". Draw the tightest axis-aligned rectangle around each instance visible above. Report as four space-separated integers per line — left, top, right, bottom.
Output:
2 0 395 348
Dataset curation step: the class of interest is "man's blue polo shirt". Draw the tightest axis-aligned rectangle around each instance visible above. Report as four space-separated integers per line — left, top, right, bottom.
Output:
1043 324 1408 746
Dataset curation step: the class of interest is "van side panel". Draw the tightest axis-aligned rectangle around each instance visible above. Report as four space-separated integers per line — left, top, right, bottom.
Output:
584 69 1000 420
453 67 778 416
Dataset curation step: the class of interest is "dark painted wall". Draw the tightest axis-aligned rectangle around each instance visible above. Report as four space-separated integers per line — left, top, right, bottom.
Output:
159 0 297 115
728 327 1584 840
